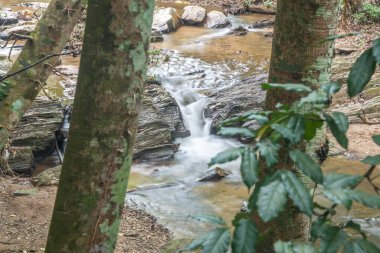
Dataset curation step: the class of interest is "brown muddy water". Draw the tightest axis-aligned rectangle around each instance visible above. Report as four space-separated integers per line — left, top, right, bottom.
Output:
1 0 379 245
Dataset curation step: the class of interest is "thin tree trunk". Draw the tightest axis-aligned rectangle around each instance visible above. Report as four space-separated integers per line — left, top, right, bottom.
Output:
45 0 154 252
0 0 85 173
0 0 84 148
257 0 340 251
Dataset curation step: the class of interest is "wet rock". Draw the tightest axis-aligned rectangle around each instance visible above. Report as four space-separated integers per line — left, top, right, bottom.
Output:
335 47 357 55
228 25 248 36
151 29 164 43
264 32 273 37
0 24 35 40
0 10 18 26
134 82 190 161
205 74 267 134
181 5 206 26
14 188 38 196
205 10 231 28
11 97 63 160
8 147 34 175
250 19 275 28
198 167 229 182
225 4 247 15
152 7 181 33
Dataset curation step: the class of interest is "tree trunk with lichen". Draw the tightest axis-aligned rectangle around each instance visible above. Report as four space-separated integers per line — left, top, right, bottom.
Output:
0 0 85 173
45 0 154 252
257 0 340 251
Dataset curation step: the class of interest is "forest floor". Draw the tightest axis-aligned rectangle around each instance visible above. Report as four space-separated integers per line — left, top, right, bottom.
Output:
0 178 172 253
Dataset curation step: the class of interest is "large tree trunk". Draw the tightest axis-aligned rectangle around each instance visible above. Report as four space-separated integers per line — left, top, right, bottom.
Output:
0 0 85 173
258 0 340 251
45 0 154 252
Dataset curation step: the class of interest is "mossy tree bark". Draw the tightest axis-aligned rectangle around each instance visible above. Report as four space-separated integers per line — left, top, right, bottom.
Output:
45 0 154 252
257 0 340 251
0 0 85 151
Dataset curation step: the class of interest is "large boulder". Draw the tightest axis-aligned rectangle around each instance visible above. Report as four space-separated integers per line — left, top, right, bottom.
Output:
152 8 181 33
134 82 190 161
205 74 267 133
205 10 231 28
0 10 18 26
181 5 206 26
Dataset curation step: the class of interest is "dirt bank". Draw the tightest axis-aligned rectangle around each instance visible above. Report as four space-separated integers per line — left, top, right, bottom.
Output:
0 177 172 253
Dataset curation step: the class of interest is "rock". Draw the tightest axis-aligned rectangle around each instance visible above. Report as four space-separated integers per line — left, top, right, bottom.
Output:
150 29 164 43
134 82 190 161
228 25 248 36
264 32 273 37
225 4 247 15
335 47 357 55
0 10 18 26
250 19 275 28
205 74 267 134
16 2 49 9
32 165 61 186
205 10 231 28
181 5 206 26
14 188 38 196
152 8 181 33
0 57 12 76
248 6 276 15
11 97 63 160
0 24 35 40
7 147 34 175
198 167 229 182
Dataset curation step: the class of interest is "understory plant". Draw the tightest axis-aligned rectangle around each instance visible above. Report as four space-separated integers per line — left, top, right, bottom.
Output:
183 39 380 253
353 3 380 24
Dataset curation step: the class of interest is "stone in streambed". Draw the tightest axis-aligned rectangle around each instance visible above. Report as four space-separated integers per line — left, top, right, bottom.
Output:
0 10 18 26
152 8 181 33
250 19 274 29
205 11 231 28
181 5 206 26
198 167 230 182
228 25 248 36
0 24 36 40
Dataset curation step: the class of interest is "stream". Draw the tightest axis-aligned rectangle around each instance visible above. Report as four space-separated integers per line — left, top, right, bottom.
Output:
1 0 379 246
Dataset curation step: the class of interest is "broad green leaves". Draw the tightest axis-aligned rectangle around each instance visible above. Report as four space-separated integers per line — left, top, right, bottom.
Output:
232 219 258 253
274 241 318 253
348 48 377 97
257 179 287 221
325 112 349 149
257 140 281 167
323 173 362 189
289 150 323 184
362 155 380 165
281 171 313 215
209 148 244 167
240 148 259 188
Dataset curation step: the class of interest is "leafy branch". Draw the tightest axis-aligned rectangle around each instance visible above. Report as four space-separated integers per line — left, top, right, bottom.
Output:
183 37 380 253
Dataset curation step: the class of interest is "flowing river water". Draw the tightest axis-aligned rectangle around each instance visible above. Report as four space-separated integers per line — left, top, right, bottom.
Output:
1 0 379 245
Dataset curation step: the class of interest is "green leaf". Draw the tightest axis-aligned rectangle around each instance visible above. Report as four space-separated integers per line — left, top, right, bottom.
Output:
304 115 324 141
289 150 323 184
218 127 255 138
299 91 328 105
323 188 353 209
257 140 281 167
311 218 328 240
373 38 380 64
201 228 231 253
232 219 258 253
325 114 348 149
262 83 312 93
271 124 297 143
350 239 380 253
330 112 349 133
321 82 341 96
323 173 363 189
287 115 305 143
209 148 244 167
280 171 313 215
349 190 380 208
257 179 287 222
188 214 226 226
240 148 259 189
320 226 347 253
348 48 377 97
274 241 318 253
362 155 380 165
183 233 209 251
246 113 269 124
372 135 380 146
